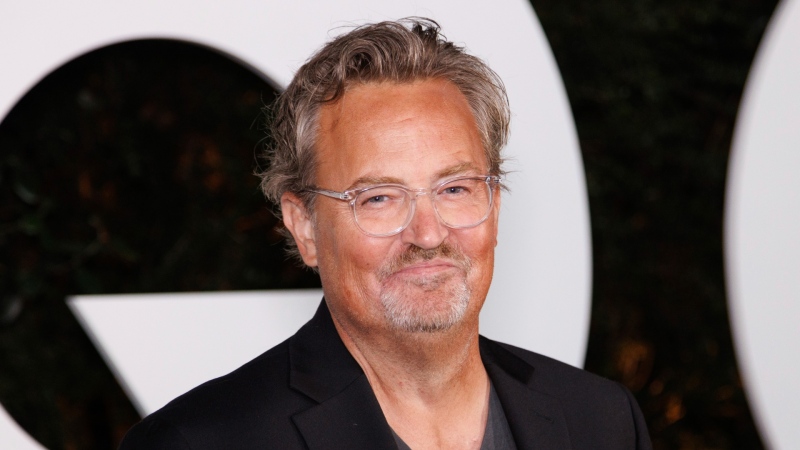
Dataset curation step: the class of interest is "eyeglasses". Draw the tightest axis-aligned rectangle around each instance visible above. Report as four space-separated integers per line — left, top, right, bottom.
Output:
307 175 501 237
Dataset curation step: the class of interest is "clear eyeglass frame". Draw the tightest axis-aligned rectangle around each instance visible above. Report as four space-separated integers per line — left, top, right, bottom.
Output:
306 175 502 237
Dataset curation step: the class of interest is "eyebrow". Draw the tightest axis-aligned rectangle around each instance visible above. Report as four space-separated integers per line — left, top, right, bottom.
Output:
346 175 404 190
434 162 482 180
346 161 484 190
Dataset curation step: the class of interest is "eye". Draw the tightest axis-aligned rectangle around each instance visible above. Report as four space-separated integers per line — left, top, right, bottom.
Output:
363 194 390 205
442 185 468 195
438 181 475 197
356 187 405 209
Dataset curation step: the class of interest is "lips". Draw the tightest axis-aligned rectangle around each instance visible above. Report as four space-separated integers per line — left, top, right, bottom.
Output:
378 243 471 282
390 259 459 277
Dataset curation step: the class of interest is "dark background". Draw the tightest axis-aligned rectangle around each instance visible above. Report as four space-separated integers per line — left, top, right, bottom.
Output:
0 1 782 448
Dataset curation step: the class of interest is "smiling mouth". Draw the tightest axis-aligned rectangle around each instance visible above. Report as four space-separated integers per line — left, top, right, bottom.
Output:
378 243 472 282
380 259 466 292
390 260 458 277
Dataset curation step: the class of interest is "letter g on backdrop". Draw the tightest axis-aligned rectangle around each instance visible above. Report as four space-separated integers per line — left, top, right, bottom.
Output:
0 0 590 447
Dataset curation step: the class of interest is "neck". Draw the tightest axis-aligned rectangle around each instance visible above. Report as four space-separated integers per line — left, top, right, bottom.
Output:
333 309 484 383
332 314 490 450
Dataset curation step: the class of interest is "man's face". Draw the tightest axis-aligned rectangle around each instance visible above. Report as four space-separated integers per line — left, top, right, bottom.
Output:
283 79 500 336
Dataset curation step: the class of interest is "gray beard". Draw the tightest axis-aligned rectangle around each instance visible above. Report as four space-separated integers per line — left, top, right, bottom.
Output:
379 273 471 333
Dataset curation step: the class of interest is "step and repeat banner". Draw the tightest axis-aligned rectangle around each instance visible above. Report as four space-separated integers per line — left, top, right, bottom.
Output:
0 0 797 448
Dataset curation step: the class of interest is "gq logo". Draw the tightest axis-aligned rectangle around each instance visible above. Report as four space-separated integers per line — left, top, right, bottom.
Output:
0 0 798 448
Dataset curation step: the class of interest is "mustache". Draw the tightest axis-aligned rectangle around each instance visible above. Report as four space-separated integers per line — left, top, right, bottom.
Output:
379 243 471 279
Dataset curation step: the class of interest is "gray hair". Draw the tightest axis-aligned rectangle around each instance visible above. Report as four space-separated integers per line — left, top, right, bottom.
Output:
257 18 510 259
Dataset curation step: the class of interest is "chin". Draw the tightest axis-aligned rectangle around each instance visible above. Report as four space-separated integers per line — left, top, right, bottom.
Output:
379 275 471 333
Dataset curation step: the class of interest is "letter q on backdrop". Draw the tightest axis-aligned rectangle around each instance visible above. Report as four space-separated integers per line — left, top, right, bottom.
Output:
0 0 591 447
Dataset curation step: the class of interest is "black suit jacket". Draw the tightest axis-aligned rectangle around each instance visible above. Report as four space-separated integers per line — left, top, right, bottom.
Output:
120 301 652 449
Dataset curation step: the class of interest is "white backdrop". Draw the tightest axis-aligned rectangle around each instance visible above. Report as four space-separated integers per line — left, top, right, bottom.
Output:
0 0 591 447
725 0 800 448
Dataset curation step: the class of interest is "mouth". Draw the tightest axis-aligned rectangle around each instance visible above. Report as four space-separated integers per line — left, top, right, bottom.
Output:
377 243 472 285
389 259 460 278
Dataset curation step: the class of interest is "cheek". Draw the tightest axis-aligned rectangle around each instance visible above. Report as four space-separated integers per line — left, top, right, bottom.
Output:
316 222 389 294
314 204 357 266
461 227 498 284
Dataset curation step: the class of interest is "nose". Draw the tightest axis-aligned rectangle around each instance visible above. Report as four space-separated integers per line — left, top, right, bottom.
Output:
400 192 449 249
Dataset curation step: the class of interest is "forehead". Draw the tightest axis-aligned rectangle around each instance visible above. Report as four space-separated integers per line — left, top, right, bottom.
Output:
315 79 486 188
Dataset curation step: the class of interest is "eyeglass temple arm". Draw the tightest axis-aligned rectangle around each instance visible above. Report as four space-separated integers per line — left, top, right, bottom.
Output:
307 188 352 201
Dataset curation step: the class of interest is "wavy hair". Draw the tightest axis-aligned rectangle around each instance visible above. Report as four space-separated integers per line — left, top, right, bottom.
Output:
257 18 510 259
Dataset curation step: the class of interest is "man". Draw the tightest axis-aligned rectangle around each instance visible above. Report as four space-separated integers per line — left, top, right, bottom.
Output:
120 18 651 449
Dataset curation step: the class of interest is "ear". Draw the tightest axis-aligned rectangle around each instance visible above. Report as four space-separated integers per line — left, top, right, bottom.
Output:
281 192 318 267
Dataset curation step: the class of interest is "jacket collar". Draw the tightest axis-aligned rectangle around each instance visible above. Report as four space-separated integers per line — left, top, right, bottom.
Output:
288 300 363 403
480 338 573 449
288 300 398 449
288 300 571 449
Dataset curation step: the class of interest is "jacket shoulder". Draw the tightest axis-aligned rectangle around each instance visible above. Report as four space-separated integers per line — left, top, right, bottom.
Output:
480 337 652 450
483 337 622 398
119 338 311 449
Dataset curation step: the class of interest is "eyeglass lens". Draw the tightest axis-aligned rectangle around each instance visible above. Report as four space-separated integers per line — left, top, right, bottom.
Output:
353 178 493 236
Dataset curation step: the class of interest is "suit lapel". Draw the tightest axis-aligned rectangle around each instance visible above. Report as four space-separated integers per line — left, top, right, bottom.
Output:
292 375 398 450
288 301 397 450
481 338 573 450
